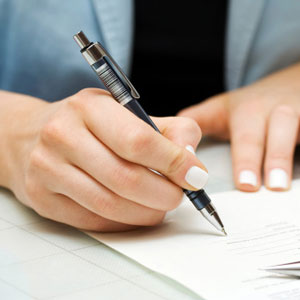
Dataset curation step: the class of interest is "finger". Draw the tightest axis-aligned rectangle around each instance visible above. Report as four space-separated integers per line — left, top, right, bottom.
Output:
152 116 202 150
33 191 138 232
59 164 167 226
50 164 166 226
264 105 299 191
230 104 266 192
81 92 208 191
61 128 183 211
177 94 229 139
36 149 168 225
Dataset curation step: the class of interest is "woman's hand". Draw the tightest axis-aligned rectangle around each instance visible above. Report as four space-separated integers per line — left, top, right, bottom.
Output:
1 88 207 231
178 63 300 192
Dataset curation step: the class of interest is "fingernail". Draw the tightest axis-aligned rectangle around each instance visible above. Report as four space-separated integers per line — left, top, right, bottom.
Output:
185 166 208 190
185 145 195 155
268 168 288 189
239 170 257 186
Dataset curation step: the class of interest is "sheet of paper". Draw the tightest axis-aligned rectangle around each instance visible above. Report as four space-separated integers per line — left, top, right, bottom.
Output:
0 188 167 300
89 181 300 300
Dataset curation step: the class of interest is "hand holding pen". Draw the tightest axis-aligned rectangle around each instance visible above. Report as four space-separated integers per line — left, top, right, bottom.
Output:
74 31 226 234
0 40 213 233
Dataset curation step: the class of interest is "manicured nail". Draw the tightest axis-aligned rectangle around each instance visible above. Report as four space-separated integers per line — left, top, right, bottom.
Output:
185 145 195 155
239 170 257 186
185 166 208 190
268 168 288 189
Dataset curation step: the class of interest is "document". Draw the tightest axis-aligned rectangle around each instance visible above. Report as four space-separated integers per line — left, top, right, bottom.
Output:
89 182 300 300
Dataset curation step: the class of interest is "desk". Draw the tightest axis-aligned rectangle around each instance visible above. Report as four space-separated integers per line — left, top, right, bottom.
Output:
0 139 299 300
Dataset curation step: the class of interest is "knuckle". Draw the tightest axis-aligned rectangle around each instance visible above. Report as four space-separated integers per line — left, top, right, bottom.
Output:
27 148 59 186
178 117 202 137
125 127 153 157
72 89 95 107
65 96 84 113
76 88 100 98
267 152 291 163
232 100 263 119
74 88 110 105
69 88 116 121
235 132 264 148
67 89 98 113
28 148 47 170
92 193 117 216
167 148 187 175
112 165 140 193
40 119 65 144
40 118 76 150
272 104 297 118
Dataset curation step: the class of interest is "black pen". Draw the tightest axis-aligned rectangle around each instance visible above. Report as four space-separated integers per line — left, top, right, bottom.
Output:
73 31 226 235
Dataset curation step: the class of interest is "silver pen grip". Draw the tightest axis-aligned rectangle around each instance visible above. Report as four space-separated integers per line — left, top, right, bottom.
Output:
93 59 133 106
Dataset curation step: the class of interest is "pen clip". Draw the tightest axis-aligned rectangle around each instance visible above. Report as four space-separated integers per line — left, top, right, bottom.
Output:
96 42 140 100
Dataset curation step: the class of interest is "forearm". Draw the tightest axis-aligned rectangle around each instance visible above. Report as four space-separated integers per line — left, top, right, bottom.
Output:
0 90 48 190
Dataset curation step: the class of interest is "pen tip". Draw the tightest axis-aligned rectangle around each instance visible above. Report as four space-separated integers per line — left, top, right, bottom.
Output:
222 228 227 236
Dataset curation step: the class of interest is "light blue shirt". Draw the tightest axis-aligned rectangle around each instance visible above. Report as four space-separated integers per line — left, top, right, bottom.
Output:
0 0 132 102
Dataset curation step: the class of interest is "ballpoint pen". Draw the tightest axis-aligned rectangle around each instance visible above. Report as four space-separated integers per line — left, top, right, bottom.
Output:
73 31 226 235
263 261 300 278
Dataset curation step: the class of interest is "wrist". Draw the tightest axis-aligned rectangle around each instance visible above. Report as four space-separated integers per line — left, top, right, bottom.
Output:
0 91 49 191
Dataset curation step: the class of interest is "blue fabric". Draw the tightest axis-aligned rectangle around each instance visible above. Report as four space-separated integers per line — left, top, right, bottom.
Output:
2 0 300 101
243 0 300 86
226 0 300 90
0 0 108 101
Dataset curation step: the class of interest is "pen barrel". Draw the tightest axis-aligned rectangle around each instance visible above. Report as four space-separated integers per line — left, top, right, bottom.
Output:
124 99 160 132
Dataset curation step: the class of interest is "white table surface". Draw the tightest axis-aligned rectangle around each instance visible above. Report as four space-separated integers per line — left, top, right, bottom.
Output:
0 139 299 300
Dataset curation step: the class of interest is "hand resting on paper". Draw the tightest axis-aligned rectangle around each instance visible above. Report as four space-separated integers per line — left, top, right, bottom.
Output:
179 62 300 192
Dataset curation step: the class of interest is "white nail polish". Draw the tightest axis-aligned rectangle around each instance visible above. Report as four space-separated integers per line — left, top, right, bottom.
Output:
185 166 209 190
185 145 195 155
269 168 288 189
239 170 257 186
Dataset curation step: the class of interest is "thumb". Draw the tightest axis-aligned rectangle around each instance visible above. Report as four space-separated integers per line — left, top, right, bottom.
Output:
177 94 229 139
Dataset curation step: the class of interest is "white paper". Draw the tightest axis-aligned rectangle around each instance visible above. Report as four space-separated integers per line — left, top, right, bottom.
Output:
89 182 300 300
0 189 122 299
